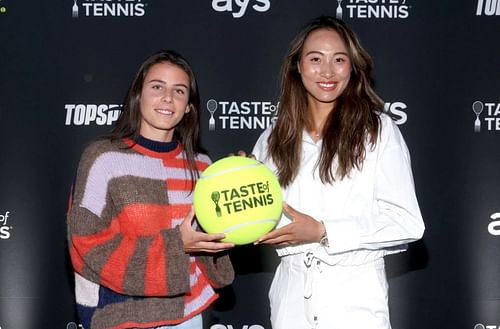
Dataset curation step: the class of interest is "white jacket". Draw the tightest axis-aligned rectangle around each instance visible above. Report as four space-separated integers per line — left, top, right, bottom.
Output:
252 113 425 266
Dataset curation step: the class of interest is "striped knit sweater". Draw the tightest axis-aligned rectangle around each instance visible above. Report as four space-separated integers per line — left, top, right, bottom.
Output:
67 137 234 329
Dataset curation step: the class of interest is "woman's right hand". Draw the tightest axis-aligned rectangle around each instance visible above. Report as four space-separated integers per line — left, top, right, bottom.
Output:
180 206 235 253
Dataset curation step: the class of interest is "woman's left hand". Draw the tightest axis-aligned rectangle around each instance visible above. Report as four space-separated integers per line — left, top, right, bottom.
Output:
255 203 325 246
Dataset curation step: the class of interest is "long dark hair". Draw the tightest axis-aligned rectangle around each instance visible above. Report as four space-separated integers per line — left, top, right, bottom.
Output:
110 49 204 183
268 16 384 187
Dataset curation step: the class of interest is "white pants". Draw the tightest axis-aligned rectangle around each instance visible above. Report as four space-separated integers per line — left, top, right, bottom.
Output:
269 253 391 329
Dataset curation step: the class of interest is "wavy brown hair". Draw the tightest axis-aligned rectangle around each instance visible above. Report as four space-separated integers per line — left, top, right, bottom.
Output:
109 49 204 184
268 16 384 187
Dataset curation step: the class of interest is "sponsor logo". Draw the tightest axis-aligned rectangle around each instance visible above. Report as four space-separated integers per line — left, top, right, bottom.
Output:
471 100 500 132
384 101 408 125
211 0 271 18
476 0 500 15
0 211 12 240
205 99 278 131
66 322 84 329
210 325 265 329
205 99 407 130
335 0 411 20
0 1 7 14
65 104 122 126
210 182 275 217
72 0 147 18
488 212 500 236
474 324 500 329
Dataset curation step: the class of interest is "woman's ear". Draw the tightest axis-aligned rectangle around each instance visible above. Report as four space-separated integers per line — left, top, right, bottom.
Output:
186 104 193 113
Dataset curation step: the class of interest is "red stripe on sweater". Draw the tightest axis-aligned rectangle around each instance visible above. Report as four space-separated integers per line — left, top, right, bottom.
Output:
71 218 121 257
144 235 168 296
100 236 136 292
167 178 194 191
163 157 210 171
118 204 183 236
185 263 210 303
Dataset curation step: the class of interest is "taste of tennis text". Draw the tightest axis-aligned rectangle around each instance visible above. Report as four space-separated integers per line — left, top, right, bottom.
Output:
219 182 275 214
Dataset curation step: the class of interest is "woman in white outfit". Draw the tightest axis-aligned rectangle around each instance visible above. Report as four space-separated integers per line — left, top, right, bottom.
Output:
252 16 425 329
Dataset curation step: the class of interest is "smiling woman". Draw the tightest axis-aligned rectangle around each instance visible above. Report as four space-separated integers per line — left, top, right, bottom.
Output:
297 28 352 139
251 16 425 329
66 50 235 329
139 62 191 142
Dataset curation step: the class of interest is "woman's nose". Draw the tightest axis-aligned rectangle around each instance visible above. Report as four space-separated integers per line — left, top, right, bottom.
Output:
320 63 334 78
162 91 173 103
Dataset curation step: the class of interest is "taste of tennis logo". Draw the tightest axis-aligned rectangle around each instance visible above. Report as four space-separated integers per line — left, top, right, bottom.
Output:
334 0 411 20
71 0 147 18
211 182 275 216
205 99 408 130
205 99 279 131
0 211 13 240
471 100 500 132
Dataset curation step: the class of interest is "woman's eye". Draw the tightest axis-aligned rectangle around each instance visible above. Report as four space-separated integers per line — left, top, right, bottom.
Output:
152 85 162 90
175 89 186 95
310 57 321 63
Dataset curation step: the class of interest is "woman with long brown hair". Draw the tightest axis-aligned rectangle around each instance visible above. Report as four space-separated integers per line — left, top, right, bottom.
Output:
253 16 425 328
67 50 234 329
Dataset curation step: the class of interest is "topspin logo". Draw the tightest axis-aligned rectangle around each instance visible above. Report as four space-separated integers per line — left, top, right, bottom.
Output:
72 0 146 18
65 103 122 126
335 0 411 20
476 0 500 15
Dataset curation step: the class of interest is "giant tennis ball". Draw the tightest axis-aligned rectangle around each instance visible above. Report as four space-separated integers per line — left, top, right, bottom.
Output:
193 156 282 245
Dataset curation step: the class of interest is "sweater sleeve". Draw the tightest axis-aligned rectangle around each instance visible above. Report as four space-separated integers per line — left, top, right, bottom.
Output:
67 142 191 297
196 252 234 289
322 117 425 254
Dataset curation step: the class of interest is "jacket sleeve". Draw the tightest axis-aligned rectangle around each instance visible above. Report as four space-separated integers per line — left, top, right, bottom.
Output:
323 118 425 253
67 143 191 297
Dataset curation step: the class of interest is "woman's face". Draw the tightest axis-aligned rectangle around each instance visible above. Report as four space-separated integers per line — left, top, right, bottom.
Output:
298 28 352 108
139 62 190 142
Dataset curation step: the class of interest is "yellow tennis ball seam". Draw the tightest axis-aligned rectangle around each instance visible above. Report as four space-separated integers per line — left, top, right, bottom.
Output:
199 162 262 179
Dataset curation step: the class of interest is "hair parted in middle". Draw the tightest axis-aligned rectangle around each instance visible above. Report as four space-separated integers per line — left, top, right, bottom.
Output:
109 49 204 184
267 16 384 187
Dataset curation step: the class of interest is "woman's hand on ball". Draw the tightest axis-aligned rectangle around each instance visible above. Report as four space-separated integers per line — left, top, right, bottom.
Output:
255 203 324 246
180 206 235 253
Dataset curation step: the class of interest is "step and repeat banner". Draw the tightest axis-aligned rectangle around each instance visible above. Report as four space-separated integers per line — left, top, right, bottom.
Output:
1 1 500 328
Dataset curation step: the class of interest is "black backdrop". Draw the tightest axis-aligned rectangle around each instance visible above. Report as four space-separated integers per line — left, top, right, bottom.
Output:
1 1 500 328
